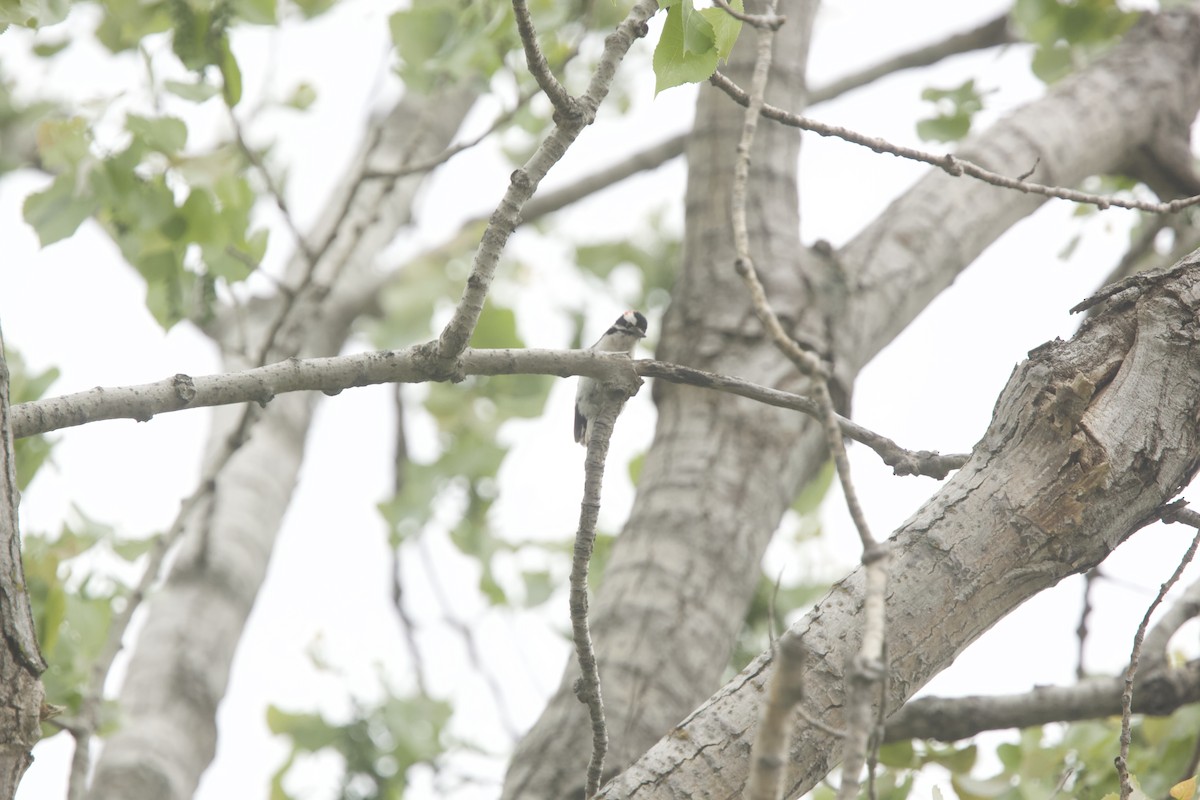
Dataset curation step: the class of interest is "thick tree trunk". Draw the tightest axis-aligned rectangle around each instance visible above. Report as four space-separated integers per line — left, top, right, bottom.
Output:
0 334 46 800
503 2 822 796
506 4 1200 799
86 87 477 800
600 252 1200 798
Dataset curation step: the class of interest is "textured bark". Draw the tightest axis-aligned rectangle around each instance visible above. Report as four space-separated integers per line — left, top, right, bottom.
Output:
506 5 1200 800
86 87 477 800
0 336 46 800
600 253 1200 798
503 2 822 797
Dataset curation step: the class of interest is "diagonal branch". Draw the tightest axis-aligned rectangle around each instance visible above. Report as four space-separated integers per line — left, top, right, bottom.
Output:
512 0 579 119
435 0 660 360
709 71 1200 215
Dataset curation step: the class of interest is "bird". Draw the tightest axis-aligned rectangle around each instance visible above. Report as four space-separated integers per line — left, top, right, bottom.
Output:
574 310 647 446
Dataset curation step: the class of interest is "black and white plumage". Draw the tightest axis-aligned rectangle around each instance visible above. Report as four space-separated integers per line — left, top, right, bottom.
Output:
574 310 648 446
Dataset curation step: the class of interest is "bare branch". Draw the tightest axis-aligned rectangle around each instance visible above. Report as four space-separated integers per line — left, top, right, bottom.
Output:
12 351 968 480
571 367 642 796
713 0 785 30
884 660 1200 742
1116 503 1200 799
811 13 1012 103
709 71 1200 216
436 0 659 360
387 387 430 699
512 0 579 118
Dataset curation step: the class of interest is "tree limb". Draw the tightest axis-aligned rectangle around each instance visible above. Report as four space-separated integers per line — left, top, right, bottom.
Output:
598 254 1200 799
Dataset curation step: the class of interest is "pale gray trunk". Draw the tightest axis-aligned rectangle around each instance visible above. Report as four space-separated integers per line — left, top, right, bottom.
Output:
506 4 1200 799
86 87 478 800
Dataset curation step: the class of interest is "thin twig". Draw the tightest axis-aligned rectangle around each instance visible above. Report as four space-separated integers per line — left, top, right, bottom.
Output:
414 533 522 741
713 0 785 30
66 436 246 799
365 88 538 181
388 385 429 698
723 6 886 800
436 0 659 360
1077 568 1099 681
710 71 1200 216
512 0 579 119
571 381 637 796
1116 504 1200 800
229 108 317 266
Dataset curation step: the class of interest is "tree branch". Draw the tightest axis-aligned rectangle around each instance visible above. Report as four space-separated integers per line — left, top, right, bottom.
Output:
11 353 967 480
435 0 659 360
709 71 1200 216
571 371 641 796
882 661 1200 742
512 0 579 119
596 255 1200 799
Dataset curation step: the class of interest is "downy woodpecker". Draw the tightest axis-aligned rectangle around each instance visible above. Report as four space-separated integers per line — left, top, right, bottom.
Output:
574 310 647 446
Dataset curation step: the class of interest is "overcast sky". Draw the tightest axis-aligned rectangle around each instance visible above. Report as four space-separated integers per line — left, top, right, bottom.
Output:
3 1 1197 798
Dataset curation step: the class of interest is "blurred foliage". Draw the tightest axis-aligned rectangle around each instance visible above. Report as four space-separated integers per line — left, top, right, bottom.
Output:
730 461 834 673
22 509 153 735
916 79 987 143
24 112 263 328
1011 0 1139 83
268 674 452 800
390 0 624 94
5 347 59 490
651 0 743 95
819 707 1200 800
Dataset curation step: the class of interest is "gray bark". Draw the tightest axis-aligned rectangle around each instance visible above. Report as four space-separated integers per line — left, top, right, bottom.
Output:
503 2 823 796
505 4 1200 799
86 87 478 800
601 253 1200 798
0 332 46 800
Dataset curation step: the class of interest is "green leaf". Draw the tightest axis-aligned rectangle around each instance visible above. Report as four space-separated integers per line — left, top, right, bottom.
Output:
627 451 645 484
677 0 713 56
126 113 187 155
389 6 455 65
284 82 316 110
32 39 69 57
471 304 523 348
267 706 341 751
928 743 977 774
35 117 91 171
110 536 157 562
878 740 916 769
232 0 275 25
653 0 719 94
0 0 69 28
700 0 742 62
165 78 221 103
291 0 333 18
916 115 970 142
1030 42 1074 83
917 79 984 142
23 173 98 246
218 38 242 107
792 459 833 515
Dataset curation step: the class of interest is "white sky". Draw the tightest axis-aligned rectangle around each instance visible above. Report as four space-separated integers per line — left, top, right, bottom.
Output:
3 0 1198 798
